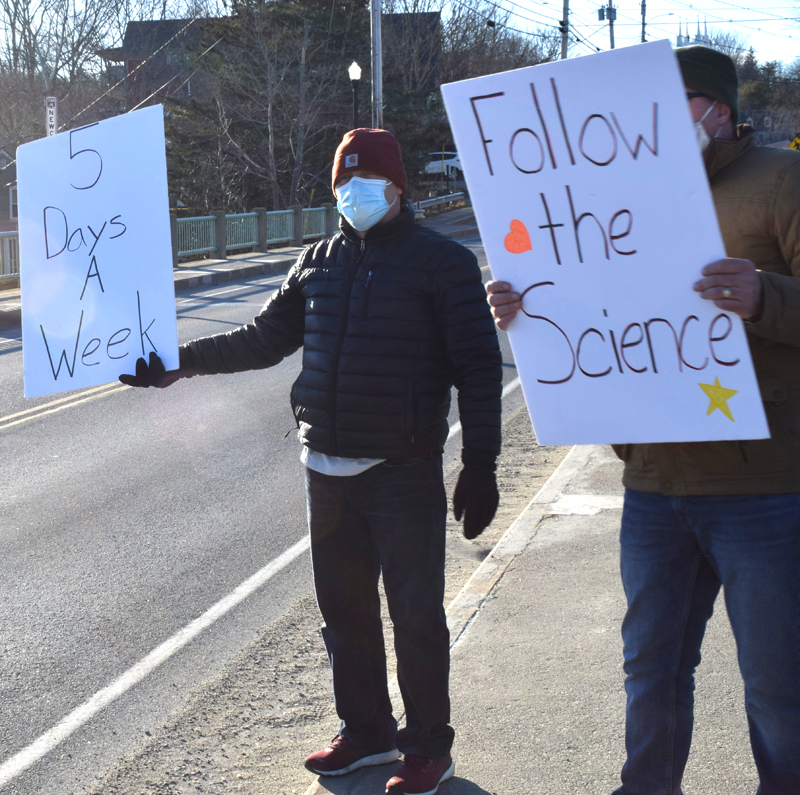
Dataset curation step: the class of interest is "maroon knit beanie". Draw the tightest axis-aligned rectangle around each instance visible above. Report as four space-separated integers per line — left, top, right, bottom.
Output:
332 128 407 193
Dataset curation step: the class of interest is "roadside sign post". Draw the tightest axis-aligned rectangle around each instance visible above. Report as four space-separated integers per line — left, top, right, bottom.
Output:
45 97 57 137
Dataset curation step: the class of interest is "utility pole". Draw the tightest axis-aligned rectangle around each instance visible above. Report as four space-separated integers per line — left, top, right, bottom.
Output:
370 0 383 129
560 0 569 59
640 0 646 42
45 96 57 136
598 2 616 49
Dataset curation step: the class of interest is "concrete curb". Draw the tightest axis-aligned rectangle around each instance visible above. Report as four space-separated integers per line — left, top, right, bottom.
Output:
302 445 591 795
170 255 297 292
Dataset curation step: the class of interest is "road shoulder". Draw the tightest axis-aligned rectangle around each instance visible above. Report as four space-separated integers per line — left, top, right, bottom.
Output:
84 403 568 795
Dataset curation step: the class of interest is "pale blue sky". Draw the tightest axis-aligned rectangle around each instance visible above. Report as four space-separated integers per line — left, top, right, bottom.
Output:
505 0 800 65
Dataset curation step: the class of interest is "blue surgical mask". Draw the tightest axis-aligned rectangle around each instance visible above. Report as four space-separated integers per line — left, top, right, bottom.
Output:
336 176 396 232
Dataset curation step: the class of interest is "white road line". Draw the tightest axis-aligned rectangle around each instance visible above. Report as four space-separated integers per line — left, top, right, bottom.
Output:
502 376 521 397
0 535 311 789
176 277 284 304
0 369 519 787
177 302 267 308
180 284 253 300
446 376 520 441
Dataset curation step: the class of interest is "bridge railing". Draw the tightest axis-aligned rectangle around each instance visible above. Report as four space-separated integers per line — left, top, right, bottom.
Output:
173 205 335 263
176 216 216 257
0 195 469 281
0 206 333 280
0 231 20 281
413 192 466 212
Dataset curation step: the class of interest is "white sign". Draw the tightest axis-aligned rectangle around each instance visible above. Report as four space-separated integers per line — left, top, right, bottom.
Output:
46 97 57 137
17 105 178 398
442 40 768 446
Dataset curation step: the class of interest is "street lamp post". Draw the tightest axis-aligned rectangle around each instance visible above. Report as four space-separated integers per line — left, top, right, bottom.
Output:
348 61 361 131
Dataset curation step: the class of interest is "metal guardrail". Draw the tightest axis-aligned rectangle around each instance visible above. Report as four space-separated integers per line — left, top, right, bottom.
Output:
414 192 465 211
265 210 295 245
226 212 259 251
1 197 460 278
175 207 329 258
303 207 327 240
177 216 216 257
0 231 19 278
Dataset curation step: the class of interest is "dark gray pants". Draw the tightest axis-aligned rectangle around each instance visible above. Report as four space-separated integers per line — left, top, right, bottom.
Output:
305 456 454 758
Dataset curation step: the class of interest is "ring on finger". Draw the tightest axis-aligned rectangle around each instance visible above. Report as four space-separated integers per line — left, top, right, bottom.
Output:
721 287 732 299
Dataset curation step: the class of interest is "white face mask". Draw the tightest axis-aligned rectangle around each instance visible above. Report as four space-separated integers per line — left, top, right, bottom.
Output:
336 176 396 232
694 101 718 153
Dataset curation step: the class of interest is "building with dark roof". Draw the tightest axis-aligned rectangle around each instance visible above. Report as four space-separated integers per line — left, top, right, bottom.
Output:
99 19 207 110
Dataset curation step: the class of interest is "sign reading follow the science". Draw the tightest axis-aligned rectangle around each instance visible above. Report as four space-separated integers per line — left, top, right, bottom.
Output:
441 40 768 446
17 105 178 399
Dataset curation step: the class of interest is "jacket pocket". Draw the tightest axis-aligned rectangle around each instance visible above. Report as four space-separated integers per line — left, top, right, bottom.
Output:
694 377 794 475
611 444 631 462
289 381 301 429
692 441 748 474
738 377 795 473
404 381 418 444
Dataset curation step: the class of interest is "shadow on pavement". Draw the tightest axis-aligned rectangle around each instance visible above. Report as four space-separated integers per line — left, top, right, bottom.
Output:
444 777 493 794
309 764 493 795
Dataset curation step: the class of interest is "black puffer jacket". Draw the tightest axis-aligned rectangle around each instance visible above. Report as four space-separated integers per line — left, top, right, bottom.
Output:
182 202 502 460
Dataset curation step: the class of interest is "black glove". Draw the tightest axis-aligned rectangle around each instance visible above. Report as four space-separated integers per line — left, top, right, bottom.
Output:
119 351 195 389
453 450 500 540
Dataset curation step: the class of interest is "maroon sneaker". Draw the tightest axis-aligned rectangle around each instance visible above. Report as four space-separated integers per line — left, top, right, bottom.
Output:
385 754 455 795
304 734 401 776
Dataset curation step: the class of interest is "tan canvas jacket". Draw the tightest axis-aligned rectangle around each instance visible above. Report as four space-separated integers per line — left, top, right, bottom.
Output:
614 129 800 495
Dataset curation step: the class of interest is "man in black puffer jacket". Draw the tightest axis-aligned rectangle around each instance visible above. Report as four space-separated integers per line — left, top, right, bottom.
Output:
121 128 502 795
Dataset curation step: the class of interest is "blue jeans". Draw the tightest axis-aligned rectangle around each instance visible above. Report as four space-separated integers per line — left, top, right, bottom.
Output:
614 489 800 795
305 456 454 758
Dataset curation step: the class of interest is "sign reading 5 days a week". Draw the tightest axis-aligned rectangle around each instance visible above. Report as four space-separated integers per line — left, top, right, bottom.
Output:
442 40 769 445
17 105 178 398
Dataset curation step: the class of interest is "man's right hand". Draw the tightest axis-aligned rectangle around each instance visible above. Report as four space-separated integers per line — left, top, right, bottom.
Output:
485 280 522 331
119 351 187 389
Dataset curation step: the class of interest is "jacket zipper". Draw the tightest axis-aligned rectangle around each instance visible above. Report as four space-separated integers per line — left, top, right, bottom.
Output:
363 262 379 318
330 237 366 455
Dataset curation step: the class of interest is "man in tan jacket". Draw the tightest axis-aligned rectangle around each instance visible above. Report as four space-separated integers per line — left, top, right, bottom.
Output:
487 46 800 794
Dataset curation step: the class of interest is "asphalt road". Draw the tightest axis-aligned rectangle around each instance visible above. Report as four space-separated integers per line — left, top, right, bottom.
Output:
0 238 525 795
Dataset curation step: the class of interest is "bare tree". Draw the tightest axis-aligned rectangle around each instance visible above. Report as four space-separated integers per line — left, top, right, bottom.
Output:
106 0 227 47
441 0 560 83
707 26 751 69
0 0 115 91
175 5 351 210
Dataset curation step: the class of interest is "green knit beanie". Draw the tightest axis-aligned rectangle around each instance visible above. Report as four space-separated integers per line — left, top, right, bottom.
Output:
676 45 739 124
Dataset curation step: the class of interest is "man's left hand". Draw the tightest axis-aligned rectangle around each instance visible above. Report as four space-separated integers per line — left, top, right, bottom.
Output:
693 258 763 320
453 465 500 540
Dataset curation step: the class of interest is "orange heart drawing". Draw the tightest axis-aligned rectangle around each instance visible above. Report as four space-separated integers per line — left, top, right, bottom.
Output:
504 219 532 254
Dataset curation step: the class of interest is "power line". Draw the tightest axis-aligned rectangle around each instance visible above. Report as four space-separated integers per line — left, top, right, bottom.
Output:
0 13 215 177
569 0 800 56
460 0 563 32
128 35 223 113
654 0 800 43
63 15 207 129
448 0 564 40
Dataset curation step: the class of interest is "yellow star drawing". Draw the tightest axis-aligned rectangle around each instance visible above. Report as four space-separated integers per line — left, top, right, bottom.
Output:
698 377 739 422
